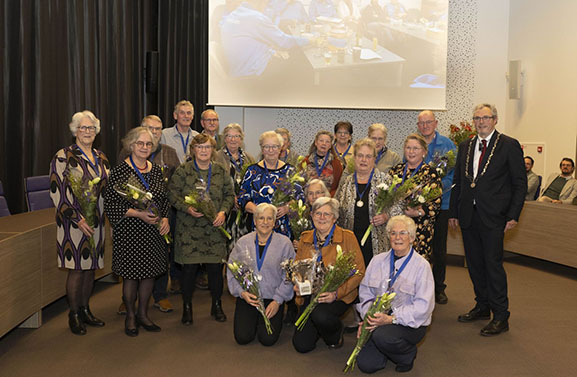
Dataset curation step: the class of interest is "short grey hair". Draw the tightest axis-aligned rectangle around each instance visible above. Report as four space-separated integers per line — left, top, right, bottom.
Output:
141 115 162 127
353 138 377 157
121 126 158 151
259 131 284 148
304 179 330 197
385 215 417 240
69 110 101 136
311 197 339 220
368 123 388 140
223 123 245 140
473 103 498 120
255 202 278 218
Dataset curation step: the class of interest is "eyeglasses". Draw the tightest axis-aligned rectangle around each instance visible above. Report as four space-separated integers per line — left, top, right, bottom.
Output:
147 126 162 132
472 116 495 122
78 125 96 133
356 153 374 160
135 141 154 148
262 145 280 151
307 190 325 197
226 134 242 139
195 145 213 150
370 137 385 142
336 131 350 136
388 230 410 237
405 146 423 152
203 118 219 123
417 120 435 126
313 211 334 219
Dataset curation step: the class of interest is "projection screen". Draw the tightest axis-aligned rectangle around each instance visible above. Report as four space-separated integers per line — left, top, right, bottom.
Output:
208 0 449 110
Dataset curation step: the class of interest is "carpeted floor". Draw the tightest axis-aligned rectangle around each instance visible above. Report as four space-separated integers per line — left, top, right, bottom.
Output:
1 255 576 377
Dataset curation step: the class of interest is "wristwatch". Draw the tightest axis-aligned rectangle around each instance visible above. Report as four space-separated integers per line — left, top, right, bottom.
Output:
391 315 398 325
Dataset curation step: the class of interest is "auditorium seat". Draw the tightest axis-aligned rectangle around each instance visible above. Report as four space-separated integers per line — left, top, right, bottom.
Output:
0 181 10 217
24 175 54 211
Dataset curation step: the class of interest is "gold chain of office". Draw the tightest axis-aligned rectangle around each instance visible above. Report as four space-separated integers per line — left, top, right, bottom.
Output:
465 133 501 188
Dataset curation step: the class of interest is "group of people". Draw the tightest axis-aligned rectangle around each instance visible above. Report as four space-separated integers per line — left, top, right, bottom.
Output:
49 101 529 373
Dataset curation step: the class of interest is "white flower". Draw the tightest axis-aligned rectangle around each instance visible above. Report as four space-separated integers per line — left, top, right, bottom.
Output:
418 195 426 203
145 192 153 200
377 183 389 190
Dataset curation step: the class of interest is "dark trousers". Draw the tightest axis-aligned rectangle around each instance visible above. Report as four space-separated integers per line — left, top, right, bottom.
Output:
181 263 223 303
357 324 427 373
292 300 349 353
432 209 449 294
461 209 509 320
233 297 284 346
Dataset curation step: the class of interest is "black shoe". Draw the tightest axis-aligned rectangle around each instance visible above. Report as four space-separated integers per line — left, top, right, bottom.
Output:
68 311 87 335
458 307 491 322
328 327 345 350
211 300 227 322
79 306 105 327
136 317 161 332
124 317 139 337
480 319 509 336
435 291 448 305
182 302 193 326
395 361 414 373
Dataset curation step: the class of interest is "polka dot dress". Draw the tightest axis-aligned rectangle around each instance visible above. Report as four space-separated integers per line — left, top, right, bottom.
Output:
104 161 168 279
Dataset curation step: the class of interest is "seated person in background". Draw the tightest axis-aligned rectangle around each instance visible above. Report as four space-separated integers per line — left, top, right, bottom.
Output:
355 215 434 374
265 0 309 29
524 156 539 201
308 0 337 20
537 158 577 204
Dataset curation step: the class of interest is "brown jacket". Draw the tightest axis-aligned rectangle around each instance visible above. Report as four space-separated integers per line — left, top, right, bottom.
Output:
296 225 365 304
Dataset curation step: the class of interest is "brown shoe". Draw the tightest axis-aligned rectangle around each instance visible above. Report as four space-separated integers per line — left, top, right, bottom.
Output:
153 298 174 313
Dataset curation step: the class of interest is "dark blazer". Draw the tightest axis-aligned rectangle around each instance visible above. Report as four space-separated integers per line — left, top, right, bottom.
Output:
449 131 527 229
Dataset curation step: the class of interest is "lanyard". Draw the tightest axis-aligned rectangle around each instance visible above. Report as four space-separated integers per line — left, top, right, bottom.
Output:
313 223 336 262
401 160 424 184
354 169 374 200
129 155 150 190
314 153 330 177
177 129 190 156
334 143 351 161
375 147 386 164
255 233 273 271
226 147 243 172
388 247 414 291
427 133 438 161
280 150 289 162
193 159 212 193
74 144 99 176
263 159 278 177
149 145 161 163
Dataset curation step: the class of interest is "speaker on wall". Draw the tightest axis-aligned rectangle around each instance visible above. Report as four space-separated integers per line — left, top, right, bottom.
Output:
508 60 522 100
146 51 159 93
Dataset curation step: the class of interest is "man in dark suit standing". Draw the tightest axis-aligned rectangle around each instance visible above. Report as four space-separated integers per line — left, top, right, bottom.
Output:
449 104 527 336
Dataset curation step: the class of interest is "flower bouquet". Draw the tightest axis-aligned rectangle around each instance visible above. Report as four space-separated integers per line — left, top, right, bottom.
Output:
360 175 416 246
343 292 397 373
404 182 443 209
428 149 456 179
287 199 311 241
294 245 360 331
235 160 253 226
226 251 273 334
270 164 306 208
113 175 171 244
66 169 102 257
184 187 232 240
281 252 326 298
449 121 476 147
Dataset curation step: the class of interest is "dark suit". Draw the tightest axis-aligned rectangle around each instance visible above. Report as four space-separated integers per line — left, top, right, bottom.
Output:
449 131 527 320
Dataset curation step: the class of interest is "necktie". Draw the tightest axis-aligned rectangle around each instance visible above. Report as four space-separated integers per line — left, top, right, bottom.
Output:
478 139 487 174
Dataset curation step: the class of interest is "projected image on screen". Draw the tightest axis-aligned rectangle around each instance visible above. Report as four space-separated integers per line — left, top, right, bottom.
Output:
209 0 448 110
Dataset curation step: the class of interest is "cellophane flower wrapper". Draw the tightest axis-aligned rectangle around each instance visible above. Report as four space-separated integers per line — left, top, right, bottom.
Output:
271 164 306 208
343 292 397 373
404 182 443 209
281 254 326 297
66 168 102 258
226 249 273 334
288 199 311 240
295 245 360 331
428 149 456 179
113 175 172 244
184 185 231 240
360 174 416 246
235 161 253 225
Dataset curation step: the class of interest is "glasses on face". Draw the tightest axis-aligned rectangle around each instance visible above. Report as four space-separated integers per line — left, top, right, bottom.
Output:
226 134 242 140
405 146 423 152
473 115 495 122
313 211 334 219
371 137 385 143
262 145 280 151
203 118 219 123
147 126 162 132
195 145 213 151
356 153 374 160
389 230 409 238
307 190 325 197
336 131 350 136
417 120 435 126
256 215 274 223
135 141 154 148
78 125 96 133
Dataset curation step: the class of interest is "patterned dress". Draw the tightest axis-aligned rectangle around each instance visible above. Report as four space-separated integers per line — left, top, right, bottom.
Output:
104 161 169 279
238 162 304 239
168 161 234 264
303 152 343 197
50 145 110 270
388 163 442 260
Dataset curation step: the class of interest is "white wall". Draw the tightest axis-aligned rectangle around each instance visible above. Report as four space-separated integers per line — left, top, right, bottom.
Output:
505 0 577 179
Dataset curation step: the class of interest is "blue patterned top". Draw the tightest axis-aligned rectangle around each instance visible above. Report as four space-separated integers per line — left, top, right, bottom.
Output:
238 162 304 238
